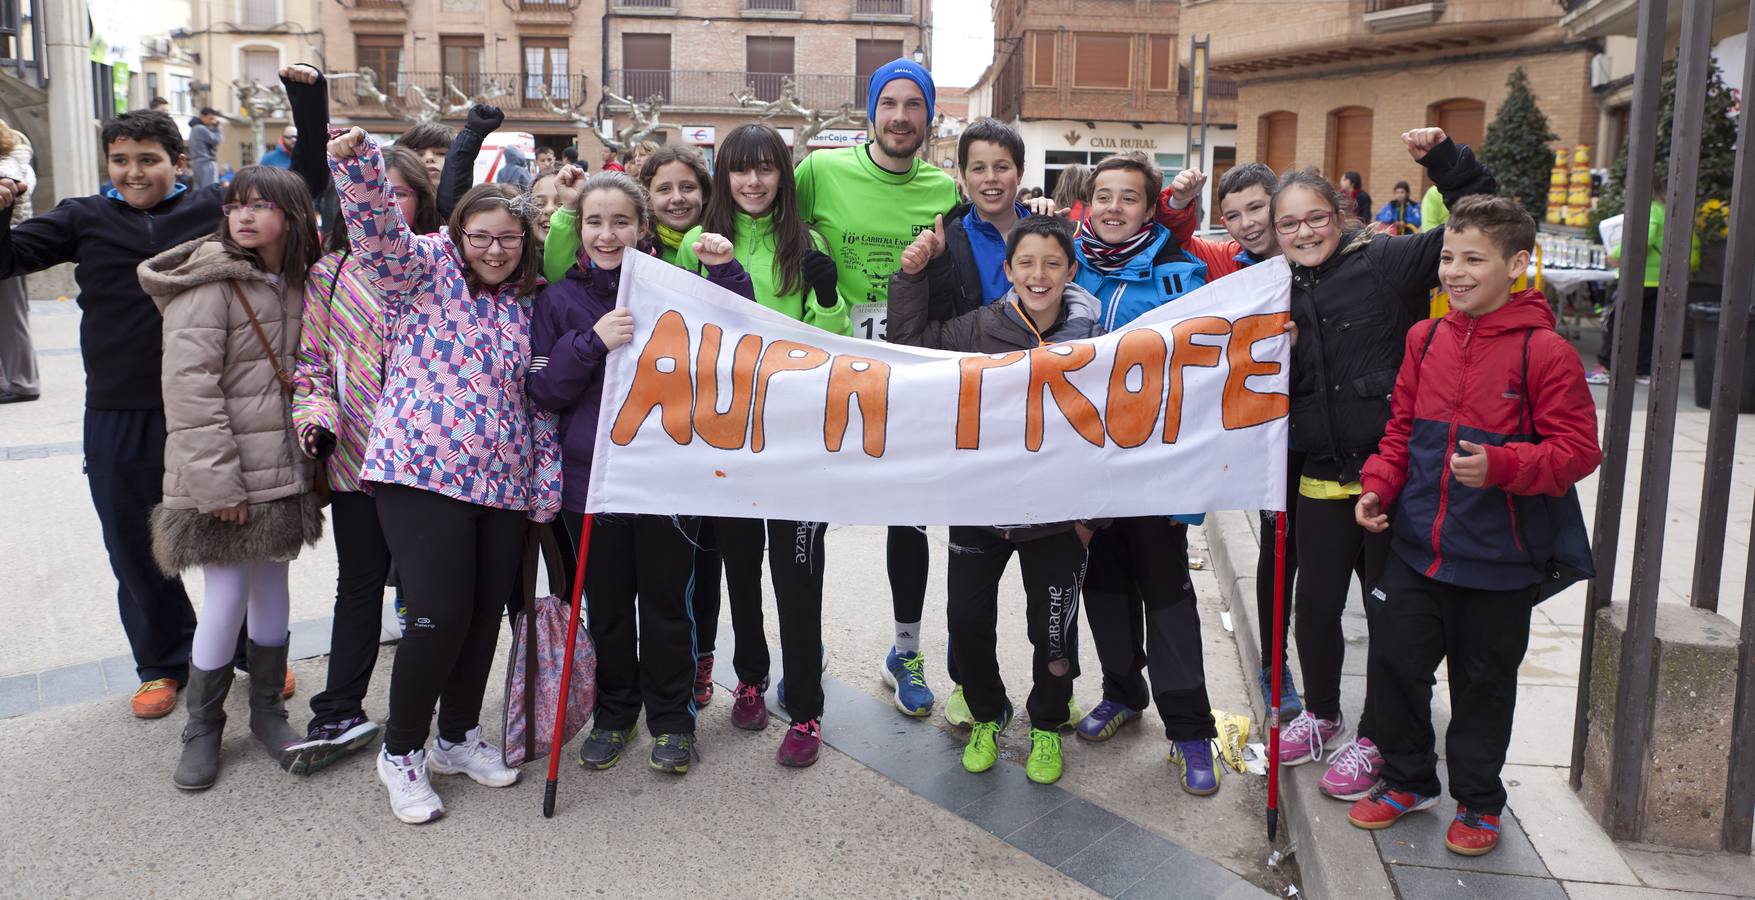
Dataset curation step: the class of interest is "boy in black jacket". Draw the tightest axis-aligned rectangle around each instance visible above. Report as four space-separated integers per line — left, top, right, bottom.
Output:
0 66 330 719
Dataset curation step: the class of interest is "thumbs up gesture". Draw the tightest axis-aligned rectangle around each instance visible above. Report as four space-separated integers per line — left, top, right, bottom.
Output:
900 214 946 277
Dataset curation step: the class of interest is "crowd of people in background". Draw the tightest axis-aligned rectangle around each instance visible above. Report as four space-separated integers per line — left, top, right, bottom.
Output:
0 55 1600 860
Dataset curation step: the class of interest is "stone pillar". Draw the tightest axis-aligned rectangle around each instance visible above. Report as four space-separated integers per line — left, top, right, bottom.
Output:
42 0 97 199
1579 601 1742 850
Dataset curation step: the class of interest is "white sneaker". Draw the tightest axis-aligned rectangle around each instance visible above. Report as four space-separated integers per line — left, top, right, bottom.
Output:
428 726 520 788
377 748 444 825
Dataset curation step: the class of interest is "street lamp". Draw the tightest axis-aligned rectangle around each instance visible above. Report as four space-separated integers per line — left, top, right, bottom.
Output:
911 46 925 65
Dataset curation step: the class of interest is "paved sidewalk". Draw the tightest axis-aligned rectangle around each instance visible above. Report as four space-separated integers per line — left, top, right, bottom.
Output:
1204 369 1755 900
0 299 1288 896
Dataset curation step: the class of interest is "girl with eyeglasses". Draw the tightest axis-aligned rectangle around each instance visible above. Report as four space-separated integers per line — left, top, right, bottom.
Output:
284 144 443 776
136 165 326 791
1270 129 1496 804
327 126 563 825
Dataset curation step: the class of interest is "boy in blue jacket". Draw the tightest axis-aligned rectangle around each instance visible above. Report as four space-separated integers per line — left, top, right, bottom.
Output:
1067 150 1224 796
0 68 330 719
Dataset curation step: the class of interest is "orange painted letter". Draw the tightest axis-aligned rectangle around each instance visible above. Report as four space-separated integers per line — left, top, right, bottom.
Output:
1025 344 1105 451
955 352 1026 449
1105 330 1167 448
610 309 695 446
694 324 761 450
1163 316 1229 444
1224 312 1291 430
750 340 831 452
824 355 891 457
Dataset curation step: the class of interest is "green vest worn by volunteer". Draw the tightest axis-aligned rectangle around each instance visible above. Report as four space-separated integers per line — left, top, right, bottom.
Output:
795 144 959 340
674 212 852 336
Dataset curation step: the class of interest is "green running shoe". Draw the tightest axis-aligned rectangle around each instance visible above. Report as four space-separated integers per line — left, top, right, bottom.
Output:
963 720 1003 773
577 725 638 770
945 684 974 728
1026 728 1064 784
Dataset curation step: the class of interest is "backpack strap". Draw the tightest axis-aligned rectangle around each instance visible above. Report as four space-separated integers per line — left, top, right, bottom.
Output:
1521 329 1538 440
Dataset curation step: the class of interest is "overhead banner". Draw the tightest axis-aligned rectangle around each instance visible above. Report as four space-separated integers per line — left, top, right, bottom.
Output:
585 252 1292 525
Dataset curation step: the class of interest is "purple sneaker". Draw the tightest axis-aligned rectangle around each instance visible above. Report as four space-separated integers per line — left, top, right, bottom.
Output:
776 717 822 768
1278 710 1344 766
730 680 769 731
1076 700 1142 743
1319 737 1384 800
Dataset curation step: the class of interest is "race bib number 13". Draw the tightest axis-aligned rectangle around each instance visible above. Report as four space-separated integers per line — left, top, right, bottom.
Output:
852 302 888 341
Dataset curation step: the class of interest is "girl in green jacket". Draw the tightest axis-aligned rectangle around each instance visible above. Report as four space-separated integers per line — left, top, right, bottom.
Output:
680 123 850 767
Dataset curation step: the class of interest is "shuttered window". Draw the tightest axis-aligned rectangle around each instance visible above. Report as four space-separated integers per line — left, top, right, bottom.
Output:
1032 32 1055 87
1072 33 1130 89
1260 111 1296 174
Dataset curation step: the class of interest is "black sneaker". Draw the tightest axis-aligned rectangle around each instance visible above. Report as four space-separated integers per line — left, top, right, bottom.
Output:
281 714 381 776
577 725 638 770
648 733 697 774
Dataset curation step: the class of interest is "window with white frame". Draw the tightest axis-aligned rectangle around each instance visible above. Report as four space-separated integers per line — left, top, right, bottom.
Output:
241 0 278 27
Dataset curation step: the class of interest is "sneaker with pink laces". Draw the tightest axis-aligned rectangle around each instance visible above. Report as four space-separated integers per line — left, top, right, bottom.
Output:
1278 710 1343 766
1319 737 1383 799
730 680 769 731
777 717 822 768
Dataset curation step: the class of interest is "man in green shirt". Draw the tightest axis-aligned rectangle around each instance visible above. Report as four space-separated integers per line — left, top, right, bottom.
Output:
794 58 959 718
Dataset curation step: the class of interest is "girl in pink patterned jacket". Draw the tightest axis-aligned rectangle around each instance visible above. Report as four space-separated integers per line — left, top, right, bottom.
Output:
328 126 561 826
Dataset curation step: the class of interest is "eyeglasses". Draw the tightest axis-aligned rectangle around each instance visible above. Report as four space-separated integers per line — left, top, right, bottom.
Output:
461 230 526 250
222 200 279 216
1274 210 1334 235
388 187 418 202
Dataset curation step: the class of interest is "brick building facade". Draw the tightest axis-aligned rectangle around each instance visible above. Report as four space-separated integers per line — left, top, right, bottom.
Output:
971 0 1238 208
322 0 929 163
1179 0 1600 204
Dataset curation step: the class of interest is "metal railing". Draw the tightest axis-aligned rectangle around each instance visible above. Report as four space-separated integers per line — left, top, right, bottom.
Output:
606 69 862 110
1567 0 1755 855
1365 0 1443 10
743 0 800 11
852 0 909 15
337 71 591 113
612 0 674 8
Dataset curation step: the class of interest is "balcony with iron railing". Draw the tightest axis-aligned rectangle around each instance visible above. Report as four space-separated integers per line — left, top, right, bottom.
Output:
605 69 865 112
851 0 911 19
742 0 803 16
333 71 593 118
611 0 677 13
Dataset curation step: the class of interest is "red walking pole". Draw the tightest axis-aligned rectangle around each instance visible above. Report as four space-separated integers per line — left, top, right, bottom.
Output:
1267 510 1288 842
542 513 594 819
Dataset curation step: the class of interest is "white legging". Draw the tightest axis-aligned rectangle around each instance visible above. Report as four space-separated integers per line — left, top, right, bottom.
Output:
190 560 292 671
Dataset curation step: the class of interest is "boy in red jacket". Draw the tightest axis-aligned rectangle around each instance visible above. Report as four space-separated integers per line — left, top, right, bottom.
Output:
1345 196 1601 855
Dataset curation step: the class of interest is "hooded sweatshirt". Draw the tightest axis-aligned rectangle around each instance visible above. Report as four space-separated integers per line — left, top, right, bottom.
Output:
674 212 852 335
887 272 1103 541
527 256 754 513
494 145 535 192
1361 291 1601 590
331 138 562 522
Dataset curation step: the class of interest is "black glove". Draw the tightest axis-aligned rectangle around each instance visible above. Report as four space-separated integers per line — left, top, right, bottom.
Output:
305 426 337 462
466 104 504 137
801 249 839 309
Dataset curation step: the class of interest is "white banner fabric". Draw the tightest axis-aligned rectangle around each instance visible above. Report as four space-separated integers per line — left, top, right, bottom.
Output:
585 250 1292 525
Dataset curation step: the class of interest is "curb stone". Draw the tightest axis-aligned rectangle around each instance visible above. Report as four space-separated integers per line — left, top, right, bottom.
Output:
1206 509 1399 900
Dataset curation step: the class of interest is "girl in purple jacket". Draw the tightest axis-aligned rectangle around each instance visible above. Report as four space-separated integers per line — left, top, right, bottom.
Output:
328 127 562 825
528 171 752 776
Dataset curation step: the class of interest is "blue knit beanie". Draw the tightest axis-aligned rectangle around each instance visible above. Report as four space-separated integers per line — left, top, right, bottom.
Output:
866 58 936 123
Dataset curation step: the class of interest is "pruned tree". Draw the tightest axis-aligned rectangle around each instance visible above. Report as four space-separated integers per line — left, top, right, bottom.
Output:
231 78 289 164
1479 66 1558 219
731 76 865 163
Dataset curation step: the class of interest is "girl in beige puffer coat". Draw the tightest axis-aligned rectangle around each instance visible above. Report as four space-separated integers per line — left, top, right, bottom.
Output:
137 166 325 791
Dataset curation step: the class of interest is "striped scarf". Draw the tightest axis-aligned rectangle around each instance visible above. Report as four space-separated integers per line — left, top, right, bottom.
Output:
1075 218 1156 275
